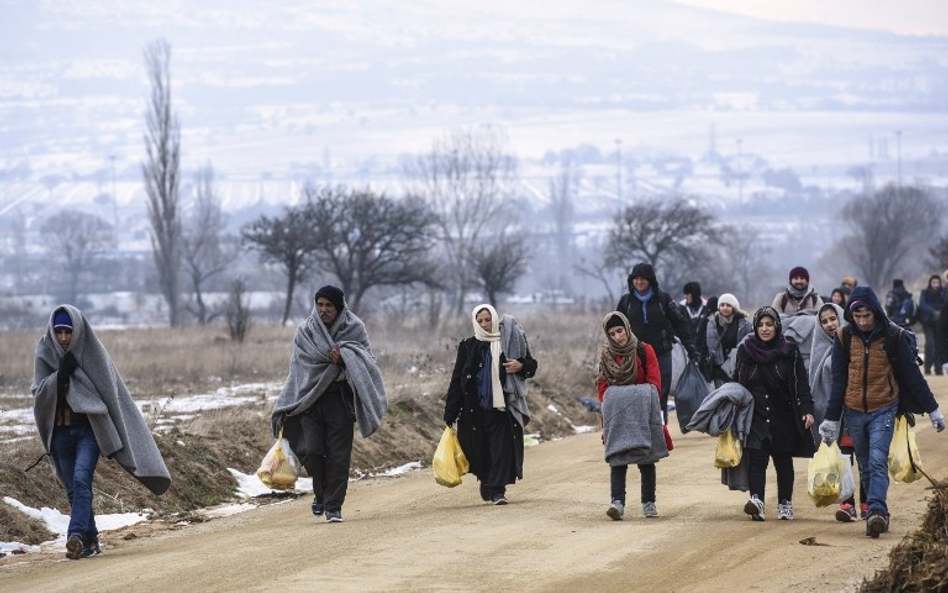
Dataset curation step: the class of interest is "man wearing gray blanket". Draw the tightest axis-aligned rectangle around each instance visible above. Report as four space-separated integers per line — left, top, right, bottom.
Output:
272 285 388 523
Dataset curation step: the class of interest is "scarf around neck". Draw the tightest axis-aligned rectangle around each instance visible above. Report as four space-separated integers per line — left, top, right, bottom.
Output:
472 303 505 410
599 311 640 386
633 288 654 324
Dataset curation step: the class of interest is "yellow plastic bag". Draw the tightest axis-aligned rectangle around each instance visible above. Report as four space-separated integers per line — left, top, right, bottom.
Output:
714 429 742 469
808 440 843 507
256 426 301 490
433 427 469 487
888 415 923 483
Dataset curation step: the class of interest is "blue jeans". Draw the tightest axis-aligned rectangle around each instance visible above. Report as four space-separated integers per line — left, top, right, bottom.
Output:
843 402 897 517
51 424 100 544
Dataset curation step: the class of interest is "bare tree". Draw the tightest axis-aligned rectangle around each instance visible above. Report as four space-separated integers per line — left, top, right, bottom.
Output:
470 233 531 308
603 196 721 290
182 164 237 324
41 210 113 304
142 38 183 327
928 234 948 274
242 203 320 325
225 277 252 343
706 226 774 307
406 125 517 314
841 183 943 289
304 186 440 312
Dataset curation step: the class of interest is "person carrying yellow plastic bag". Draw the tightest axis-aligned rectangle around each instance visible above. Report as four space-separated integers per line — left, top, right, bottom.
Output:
888 414 923 483
433 426 469 487
808 440 844 507
256 425 302 490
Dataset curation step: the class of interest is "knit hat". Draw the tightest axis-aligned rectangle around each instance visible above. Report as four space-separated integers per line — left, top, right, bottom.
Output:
892 278 904 289
53 309 73 330
789 266 809 282
718 293 740 311
840 276 857 289
605 313 626 330
314 285 345 311
682 281 702 298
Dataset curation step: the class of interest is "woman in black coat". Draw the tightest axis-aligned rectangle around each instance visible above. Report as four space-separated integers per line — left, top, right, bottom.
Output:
733 306 815 522
444 304 537 505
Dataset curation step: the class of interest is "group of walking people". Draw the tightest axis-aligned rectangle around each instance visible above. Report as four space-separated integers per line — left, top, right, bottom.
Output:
29 264 947 560
602 263 945 540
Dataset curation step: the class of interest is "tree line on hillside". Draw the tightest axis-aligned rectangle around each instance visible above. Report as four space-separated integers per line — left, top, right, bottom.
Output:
20 39 948 334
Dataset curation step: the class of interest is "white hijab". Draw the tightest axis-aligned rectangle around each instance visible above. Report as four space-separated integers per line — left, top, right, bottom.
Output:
472 303 505 410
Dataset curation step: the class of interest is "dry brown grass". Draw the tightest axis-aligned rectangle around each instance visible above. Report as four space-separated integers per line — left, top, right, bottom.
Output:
0 310 604 545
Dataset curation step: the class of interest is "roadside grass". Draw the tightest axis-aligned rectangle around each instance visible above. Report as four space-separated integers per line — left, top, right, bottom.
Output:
0 312 602 545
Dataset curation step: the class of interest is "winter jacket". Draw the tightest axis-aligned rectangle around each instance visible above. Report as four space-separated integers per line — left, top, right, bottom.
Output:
919 285 947 328
826 286 938 421
616 263 697 357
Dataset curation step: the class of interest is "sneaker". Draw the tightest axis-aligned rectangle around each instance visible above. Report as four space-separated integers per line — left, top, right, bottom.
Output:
777 500 794 521
835 503 857 523
81 537 101 558
866 512 888 538
743 496 765 521
859 503 869 519
491 494 508 506
311 497 324 516
606 500 625 521
642 501 658 518
65 535 84 560
325 510 344 523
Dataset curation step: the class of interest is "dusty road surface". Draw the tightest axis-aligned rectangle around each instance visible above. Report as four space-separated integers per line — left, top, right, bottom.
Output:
2 396 947 593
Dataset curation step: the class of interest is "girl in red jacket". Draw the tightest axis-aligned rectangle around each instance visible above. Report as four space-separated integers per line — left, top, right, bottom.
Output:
597 312 663 520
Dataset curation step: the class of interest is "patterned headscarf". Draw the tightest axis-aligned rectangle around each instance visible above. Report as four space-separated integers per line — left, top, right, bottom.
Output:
599 311 640 386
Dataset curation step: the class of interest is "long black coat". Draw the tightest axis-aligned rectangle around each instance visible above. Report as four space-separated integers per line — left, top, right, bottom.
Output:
443 336 537 480
734 342 816 458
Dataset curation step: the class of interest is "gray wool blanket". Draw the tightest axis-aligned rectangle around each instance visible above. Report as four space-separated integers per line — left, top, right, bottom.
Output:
685 381 754 438
31 304 171 495
781 310 817 369
271 307 387 438
685 381 754 492
601 383 668 467
501 314 531 428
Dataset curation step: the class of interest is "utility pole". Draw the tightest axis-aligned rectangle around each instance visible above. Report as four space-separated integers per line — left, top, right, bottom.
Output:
895 129 902 188
736 138 743 201
615 138 622 211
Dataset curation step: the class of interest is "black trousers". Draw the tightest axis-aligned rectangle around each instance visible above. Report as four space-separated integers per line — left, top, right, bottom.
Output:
746 440 794 503
610 463 656 504
297 387 355 512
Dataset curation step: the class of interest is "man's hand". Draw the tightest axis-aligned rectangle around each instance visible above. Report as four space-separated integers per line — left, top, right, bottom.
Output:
328 346 343 365
57 351 79 384
931 409 945 433
818 419 839 441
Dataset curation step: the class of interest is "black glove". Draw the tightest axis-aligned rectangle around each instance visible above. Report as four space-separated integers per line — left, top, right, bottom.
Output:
57 351 79 384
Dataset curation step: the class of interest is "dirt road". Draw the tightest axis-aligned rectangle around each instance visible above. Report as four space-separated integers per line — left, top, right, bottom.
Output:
2 400 946 593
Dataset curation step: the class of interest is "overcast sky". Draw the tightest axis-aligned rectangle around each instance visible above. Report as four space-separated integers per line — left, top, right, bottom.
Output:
674 0 948 36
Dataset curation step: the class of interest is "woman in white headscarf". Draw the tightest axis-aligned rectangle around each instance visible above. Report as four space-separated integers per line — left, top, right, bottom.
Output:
444 304 537 505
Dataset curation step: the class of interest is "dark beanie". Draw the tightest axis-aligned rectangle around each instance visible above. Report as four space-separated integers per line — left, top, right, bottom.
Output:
314 285 345 311
605 314 625 330
789 266 809 282
53 309 73 330
892 278 904 289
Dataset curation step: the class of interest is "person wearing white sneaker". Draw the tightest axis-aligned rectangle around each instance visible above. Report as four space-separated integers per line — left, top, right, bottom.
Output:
734 307 815 523
597 313 669 521
820 286 945 539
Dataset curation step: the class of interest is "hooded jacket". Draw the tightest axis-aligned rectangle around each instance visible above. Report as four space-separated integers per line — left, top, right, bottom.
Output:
616 263 696 357
825 286 937 421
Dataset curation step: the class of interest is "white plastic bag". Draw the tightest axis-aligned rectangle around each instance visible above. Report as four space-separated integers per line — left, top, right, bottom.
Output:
256 428 301 490
837 453 855 503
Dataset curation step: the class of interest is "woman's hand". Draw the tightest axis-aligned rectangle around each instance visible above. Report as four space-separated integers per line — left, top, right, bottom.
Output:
802 414 815 429
503 359 523 374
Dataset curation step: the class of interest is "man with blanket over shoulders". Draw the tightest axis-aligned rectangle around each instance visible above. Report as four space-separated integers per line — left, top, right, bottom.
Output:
32 305 171 560
272 285 387 523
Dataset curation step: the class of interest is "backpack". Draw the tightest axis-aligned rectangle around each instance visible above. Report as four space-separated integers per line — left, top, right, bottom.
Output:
780 291 818 311
839 322 922 369
885 291 917 326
